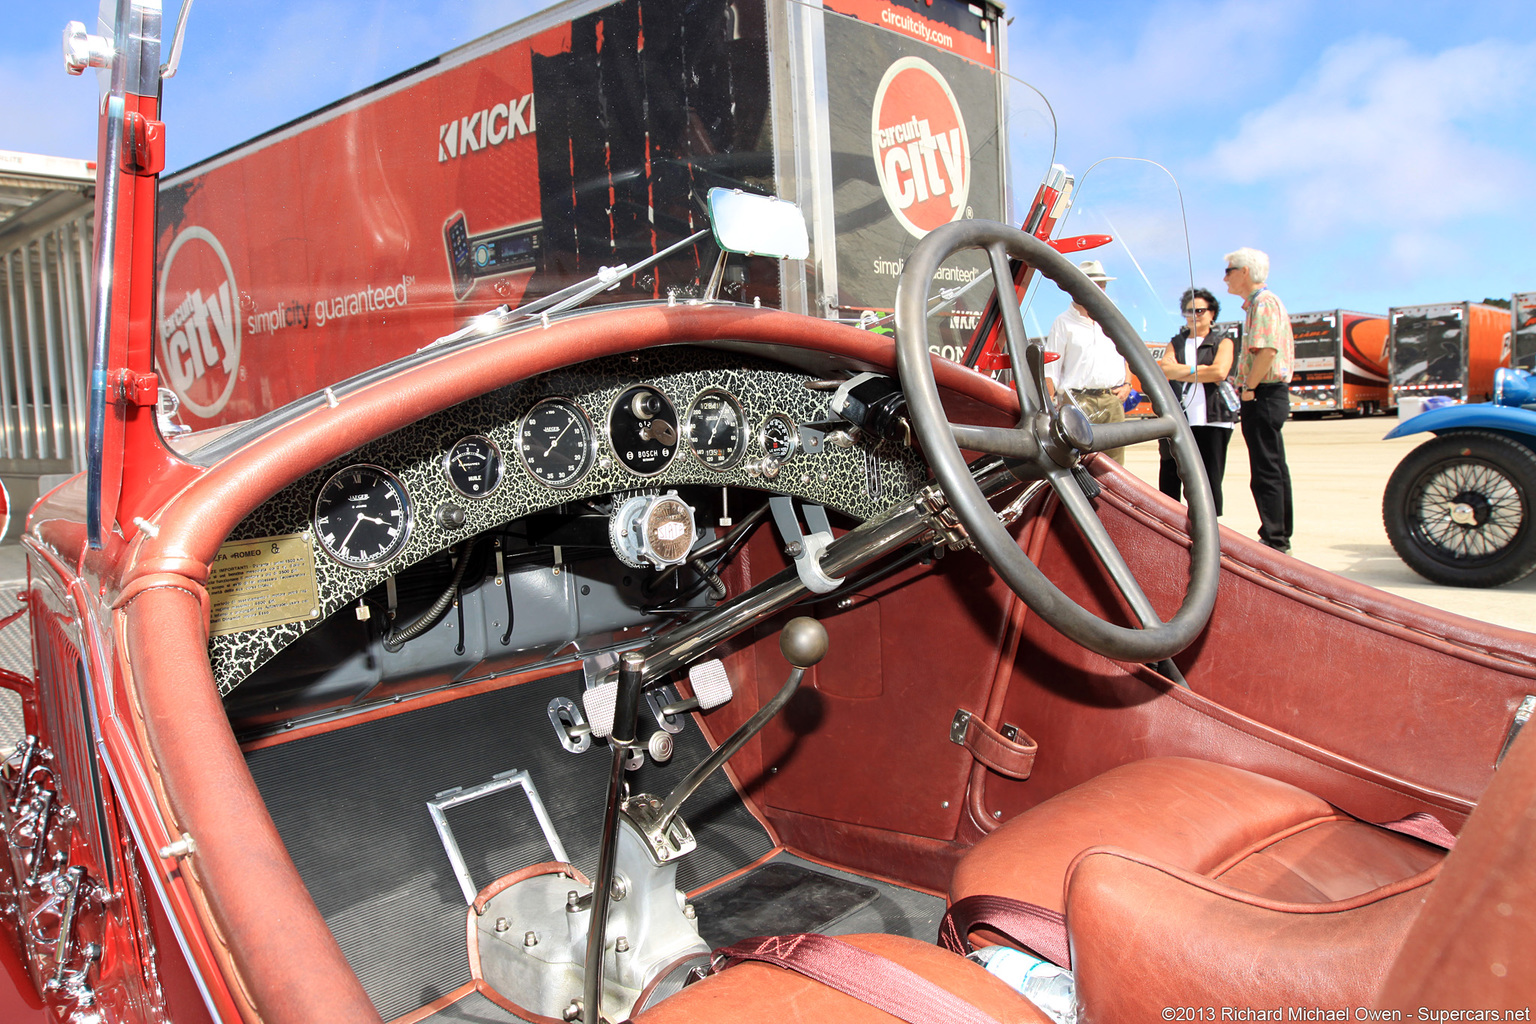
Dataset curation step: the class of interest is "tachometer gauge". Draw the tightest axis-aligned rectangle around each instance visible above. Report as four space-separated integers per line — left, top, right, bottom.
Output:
686 389 746 471
444 435 504 498
608 385 679 476
760 413 799 464
519 398 596 488
313 465 411 569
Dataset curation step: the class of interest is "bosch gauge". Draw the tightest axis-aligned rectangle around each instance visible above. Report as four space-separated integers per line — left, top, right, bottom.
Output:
608 385 679 476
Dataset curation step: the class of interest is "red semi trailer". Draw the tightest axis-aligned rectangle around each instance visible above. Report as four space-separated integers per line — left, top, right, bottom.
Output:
154 0 1016 430
1289 309 1389 416
1388 301 1512 407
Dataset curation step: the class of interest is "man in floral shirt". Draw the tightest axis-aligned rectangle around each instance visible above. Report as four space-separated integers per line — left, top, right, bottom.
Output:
1226 247 1294 552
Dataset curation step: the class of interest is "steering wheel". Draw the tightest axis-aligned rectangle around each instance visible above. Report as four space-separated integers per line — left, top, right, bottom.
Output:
894 220 1220 663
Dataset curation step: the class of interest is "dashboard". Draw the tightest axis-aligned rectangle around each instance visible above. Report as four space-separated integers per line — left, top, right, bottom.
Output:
208 348 929 702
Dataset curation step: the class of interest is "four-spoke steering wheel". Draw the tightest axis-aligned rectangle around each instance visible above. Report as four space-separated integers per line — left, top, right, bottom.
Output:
894 220 1220 663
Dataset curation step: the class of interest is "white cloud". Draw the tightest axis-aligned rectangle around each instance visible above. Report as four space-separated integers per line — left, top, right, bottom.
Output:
0 50 100 159
1006 0 1300 152
1209 35 1536 229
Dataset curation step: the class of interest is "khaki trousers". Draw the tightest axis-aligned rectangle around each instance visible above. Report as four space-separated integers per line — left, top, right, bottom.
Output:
1066 389 1126 465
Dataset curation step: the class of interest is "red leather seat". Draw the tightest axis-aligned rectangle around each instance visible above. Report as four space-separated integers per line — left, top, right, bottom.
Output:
634 742 1536 1022
949 757 1447 1014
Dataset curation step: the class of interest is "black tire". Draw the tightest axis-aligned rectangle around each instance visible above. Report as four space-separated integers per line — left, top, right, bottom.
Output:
1383 430 1536 587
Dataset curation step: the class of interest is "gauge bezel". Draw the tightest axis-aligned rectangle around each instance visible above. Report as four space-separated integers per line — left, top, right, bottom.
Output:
442 434 505 499
518 397 597 489
759 412 799 464
685 388 748 472
312 464 413 570
606 385 680 478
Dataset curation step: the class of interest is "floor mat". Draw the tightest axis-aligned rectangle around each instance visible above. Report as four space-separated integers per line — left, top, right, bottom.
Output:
692 861 878 948
246 670 774 1022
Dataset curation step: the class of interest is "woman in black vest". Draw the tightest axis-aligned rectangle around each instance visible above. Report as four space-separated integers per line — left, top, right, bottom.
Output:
1158 287 1238 515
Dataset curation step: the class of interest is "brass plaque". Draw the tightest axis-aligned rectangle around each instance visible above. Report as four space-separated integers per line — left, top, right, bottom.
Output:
208 534 321 636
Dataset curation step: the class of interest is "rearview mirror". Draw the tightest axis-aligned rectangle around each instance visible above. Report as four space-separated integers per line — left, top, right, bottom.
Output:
708 187 809 260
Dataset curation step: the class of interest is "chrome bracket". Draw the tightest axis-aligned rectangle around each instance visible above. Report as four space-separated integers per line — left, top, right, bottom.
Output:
623 793 698 866
1496 695 1536 768
548 697 592 754
919 486 972 552
949 709 973 745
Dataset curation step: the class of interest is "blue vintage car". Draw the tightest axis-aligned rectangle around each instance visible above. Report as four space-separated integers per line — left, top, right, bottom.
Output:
1383 368 1536 587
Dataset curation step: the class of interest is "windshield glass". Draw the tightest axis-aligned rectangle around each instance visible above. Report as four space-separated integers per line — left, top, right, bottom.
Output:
147 0 1161 433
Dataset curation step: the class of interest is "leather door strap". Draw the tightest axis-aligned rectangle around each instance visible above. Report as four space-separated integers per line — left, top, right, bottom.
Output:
952 710 1038 780
939 895 1071 968
713 933 1006 1024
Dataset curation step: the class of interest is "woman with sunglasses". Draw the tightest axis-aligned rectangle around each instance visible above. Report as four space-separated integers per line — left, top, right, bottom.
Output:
1157 287 1238 514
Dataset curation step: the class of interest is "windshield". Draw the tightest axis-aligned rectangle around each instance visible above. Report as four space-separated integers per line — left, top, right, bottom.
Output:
147 0 1180 433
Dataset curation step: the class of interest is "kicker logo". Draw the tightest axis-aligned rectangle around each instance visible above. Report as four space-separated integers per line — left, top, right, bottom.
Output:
439 94 536 161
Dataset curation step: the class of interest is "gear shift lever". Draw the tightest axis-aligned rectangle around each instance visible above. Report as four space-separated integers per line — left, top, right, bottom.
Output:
650 617 827 837
583 651 645 1021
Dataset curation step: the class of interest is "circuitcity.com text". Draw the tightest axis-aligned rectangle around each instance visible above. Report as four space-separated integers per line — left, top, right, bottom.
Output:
1161 1008 1530 1021
879 8 953 49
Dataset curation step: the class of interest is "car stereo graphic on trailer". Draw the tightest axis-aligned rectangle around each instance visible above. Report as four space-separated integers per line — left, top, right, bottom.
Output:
444 213 543 300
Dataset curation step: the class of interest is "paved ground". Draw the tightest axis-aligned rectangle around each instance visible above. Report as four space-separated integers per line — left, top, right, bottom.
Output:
1122 414 1536 634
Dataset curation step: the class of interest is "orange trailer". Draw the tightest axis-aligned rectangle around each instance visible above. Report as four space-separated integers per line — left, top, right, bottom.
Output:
1289 310 1389 415
1388 302 1512 405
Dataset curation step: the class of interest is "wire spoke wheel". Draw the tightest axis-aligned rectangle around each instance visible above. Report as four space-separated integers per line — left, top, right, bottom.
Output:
1384 430 1536 588
1410 461 1523 561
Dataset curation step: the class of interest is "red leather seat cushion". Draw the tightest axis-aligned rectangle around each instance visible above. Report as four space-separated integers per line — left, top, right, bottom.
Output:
950 757 1443 914
633 933 1052 1024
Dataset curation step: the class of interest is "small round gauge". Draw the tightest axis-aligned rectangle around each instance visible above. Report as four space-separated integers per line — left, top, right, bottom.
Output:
313 465 411 569
519 398 596 488
608 385 679 476
444 435 504 498
686 390 746 471
760 413 799 464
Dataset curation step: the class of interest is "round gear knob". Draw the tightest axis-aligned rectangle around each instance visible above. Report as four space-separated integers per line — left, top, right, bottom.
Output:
647 731 675 763
779 616 829 669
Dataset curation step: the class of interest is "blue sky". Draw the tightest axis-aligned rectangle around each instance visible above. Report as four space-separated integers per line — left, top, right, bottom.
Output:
5 0 1533 326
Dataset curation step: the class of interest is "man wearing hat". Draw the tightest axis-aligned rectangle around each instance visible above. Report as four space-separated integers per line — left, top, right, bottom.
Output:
1042 259 1132 464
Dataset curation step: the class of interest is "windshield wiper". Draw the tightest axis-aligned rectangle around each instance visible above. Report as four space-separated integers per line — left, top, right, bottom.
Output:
421 227 711 351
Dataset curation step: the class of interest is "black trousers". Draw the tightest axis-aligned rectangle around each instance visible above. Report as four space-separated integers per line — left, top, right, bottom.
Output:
1240 382 1293 550
1158 426 1234 516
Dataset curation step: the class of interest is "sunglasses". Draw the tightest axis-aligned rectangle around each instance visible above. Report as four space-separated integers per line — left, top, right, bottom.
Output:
1223 267 1239 276
1184 307 1212 316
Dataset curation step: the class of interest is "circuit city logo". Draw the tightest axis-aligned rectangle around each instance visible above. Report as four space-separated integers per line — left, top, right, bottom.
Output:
157 227 240 418
870 57 970 239
439 93 536 161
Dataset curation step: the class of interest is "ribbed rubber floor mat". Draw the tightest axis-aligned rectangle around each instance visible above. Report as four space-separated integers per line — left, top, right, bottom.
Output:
246 671 773 1022
692 861 878 947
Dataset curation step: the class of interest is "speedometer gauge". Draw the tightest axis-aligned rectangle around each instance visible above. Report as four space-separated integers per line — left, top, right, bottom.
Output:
444 435 504 498
519 398 595 488
686 390 746 470
313 465 411 569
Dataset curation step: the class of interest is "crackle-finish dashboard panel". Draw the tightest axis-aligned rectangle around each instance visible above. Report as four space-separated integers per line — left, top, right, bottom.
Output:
208 349 928 693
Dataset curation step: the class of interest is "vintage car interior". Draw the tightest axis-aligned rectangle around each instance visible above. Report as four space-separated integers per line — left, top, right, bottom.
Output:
16 216 1525 1024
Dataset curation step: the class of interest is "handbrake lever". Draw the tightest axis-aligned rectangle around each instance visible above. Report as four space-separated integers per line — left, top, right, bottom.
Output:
650 618 828 836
